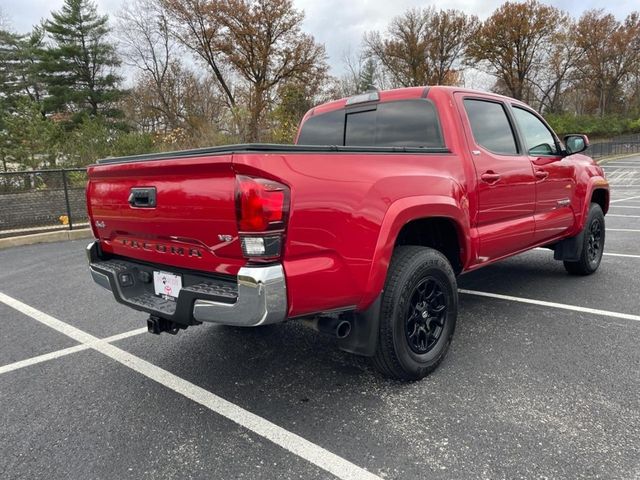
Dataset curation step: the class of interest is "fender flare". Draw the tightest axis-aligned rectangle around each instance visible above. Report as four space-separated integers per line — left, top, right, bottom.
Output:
577 177 609 233
357 195 471 310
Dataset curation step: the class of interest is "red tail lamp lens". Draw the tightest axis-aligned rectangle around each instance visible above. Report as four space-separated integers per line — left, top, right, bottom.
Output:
236 176 289 232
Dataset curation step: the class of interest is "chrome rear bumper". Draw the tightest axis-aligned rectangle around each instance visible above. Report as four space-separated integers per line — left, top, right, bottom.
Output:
87 241 287 327
192 265 286 326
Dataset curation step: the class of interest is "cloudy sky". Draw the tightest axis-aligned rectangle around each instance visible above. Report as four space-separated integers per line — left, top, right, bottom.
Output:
2 0 638 75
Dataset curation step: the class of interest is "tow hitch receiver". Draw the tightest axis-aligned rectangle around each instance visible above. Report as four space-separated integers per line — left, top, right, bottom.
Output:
147 315 187 335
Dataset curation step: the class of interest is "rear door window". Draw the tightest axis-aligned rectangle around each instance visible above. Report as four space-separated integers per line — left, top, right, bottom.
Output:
463 99 519 155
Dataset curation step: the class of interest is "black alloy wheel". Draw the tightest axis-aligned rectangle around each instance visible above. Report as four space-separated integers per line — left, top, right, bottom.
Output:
373 246 458 381
586 217 603 265
405 278 447 354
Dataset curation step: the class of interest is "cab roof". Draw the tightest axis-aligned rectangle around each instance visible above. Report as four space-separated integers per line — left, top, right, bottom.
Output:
305 85 529 120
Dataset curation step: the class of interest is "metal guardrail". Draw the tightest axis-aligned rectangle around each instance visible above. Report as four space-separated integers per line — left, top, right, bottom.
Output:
587 141 640 159
0 168 88 238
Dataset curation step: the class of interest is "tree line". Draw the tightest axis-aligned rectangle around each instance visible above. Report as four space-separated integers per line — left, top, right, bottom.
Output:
1 0 639 171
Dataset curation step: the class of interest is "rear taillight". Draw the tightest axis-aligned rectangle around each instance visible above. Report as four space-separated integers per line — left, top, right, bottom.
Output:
235 175 290 260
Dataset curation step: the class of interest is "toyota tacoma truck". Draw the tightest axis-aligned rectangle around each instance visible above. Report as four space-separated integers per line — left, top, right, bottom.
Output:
86 86 609 380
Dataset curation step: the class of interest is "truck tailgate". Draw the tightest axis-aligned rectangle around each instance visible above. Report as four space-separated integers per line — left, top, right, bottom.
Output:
86 155 245 275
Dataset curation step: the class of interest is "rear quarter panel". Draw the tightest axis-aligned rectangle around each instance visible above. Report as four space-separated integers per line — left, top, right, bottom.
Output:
232 152 471 317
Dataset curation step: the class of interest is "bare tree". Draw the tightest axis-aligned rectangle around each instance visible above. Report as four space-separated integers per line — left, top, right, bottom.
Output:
118 0 182 129
529 22 583 113
217 0 328 141
575 10 640 115
337 48 387 97
428 9 479 85
365 8 478 88
122 66 230 142
162 0 236 108
467 0 563 103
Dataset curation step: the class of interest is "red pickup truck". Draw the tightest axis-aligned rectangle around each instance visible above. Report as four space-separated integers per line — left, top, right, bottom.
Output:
86 86 609 380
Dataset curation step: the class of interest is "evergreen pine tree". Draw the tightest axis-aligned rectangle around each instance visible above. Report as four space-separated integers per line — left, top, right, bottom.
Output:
43 0 122 119
357 59 378 93
0 29 23 108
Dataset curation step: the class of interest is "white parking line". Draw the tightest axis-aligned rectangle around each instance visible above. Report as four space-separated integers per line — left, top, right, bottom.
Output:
459 289 640 323
610 206 640 209
602 252 640 259
533 248 640 259
0 291 382 480
607 228 640 233
610 195 640 203
0 344 89 375
0 327 147 375
607 214 640 218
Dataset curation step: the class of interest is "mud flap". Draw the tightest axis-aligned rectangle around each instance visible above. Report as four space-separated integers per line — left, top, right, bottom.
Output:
553 230 585 262
337 295 381 357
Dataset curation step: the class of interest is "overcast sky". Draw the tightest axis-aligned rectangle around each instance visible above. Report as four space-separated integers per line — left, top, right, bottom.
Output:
2 0 638 76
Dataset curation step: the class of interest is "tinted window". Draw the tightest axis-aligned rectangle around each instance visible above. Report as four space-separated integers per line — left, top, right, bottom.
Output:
296 109 344 145
345 108 377 146
378 101 443 147
463 99 518 155
512 106 559 155
346 100 444 147
297 100 444 148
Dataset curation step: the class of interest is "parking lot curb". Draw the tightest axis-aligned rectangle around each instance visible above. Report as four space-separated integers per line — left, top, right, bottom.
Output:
596 153 640 164
0 228 93 250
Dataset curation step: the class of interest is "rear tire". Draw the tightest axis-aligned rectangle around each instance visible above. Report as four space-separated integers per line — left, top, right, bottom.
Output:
372 246 457 381
563 203 605 275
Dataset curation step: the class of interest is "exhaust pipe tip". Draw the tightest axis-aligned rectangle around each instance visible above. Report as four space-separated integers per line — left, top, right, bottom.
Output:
300 316 352 339
336 320 351 339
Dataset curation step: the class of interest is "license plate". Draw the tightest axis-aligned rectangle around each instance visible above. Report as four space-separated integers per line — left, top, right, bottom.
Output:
153 271 182 299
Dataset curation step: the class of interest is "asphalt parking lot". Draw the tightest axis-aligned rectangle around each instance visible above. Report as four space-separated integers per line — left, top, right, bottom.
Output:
1 156 640 480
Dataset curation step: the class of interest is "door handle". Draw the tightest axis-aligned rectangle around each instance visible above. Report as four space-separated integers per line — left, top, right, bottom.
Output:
535 170 549 180
480 172 501 184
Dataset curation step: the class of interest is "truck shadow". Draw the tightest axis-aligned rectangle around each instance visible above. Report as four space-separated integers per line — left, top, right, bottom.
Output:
457 250 608 293
131 251 603 399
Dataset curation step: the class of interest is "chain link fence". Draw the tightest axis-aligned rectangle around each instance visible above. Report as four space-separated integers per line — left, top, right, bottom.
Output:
1 135 639 239
0 168 89 238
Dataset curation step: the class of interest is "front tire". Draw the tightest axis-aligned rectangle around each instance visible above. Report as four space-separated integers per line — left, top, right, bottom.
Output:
563 203 605 275
372 246 458 381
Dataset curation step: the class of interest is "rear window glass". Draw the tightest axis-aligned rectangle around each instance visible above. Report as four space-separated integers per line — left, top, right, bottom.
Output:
344 109 377 146
297 100 444 148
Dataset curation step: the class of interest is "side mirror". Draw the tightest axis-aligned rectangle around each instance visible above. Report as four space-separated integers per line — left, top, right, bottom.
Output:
564 134 589 155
